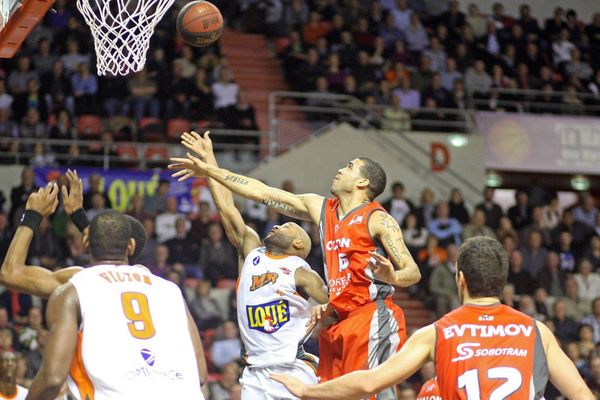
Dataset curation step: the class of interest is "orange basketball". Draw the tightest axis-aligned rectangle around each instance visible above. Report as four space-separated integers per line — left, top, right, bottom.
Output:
176 1 223 47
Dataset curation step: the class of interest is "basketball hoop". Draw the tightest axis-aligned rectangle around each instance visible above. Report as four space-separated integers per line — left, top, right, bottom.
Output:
77 0 177 76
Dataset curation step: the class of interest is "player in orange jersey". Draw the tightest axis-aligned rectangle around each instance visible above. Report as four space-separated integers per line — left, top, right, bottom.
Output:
170 137 420 399
271 237 593 400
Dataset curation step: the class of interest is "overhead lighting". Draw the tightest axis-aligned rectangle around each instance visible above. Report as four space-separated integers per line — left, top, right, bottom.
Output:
448 134 468 147
571 175 590 191
486 171 502 188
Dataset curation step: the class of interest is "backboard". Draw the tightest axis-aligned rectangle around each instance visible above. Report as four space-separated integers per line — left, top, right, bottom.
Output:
0 0 20 30
0 0 53 58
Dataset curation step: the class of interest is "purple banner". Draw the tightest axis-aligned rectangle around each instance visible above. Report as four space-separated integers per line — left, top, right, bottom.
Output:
33 167 209 213
476 112 600 174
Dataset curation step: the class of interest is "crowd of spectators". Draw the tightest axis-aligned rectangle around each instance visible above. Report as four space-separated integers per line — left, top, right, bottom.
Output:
270 0 600 129
0 166 599 398
0 0 258 167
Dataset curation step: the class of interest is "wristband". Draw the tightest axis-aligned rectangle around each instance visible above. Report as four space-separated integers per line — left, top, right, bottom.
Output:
19 210 43 232
70 208 90 233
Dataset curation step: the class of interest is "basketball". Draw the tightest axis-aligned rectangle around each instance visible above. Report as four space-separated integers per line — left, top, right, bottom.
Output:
176 1 223 47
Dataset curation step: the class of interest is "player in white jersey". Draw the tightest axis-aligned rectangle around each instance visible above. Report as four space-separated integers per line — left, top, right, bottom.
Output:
23 200 207 399
172 131 329 400
1 169 148 301
0 352 27 400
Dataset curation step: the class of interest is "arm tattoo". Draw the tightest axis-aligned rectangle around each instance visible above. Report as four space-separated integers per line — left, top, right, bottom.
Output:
263 198 295 214
262 193 309 218
383 234 403 263
224 175 250 185
380 214 400 233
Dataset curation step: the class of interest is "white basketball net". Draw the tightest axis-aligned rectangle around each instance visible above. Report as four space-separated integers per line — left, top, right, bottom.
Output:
77 0 177 76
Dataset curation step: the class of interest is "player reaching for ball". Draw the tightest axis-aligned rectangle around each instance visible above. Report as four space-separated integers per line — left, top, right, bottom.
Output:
21 186 206 399
180 131 328 400
170 137 420 399
0 170 147 300
271 237 594 400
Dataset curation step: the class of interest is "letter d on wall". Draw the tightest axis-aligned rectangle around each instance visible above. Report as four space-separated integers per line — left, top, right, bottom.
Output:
430 142 450 172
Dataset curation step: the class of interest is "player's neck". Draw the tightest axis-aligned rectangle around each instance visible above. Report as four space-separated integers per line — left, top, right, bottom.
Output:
0 382 16 397
463 296 501 306
337 192 370 217
91 258 129 266
264 246 286 257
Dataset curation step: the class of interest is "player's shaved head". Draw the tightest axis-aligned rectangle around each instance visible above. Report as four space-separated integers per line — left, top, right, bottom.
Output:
124 215 147 264
264 223 312 258
89 211 132 262
291 223 312 258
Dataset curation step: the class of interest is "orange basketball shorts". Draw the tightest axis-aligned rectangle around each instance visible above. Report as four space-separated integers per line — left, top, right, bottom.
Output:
317 298 406 400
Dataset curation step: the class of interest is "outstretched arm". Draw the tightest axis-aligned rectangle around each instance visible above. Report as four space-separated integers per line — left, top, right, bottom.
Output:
271 324 435 399
27 283 79 400
1 172 85 299
181 131 261 260
169 152 324 223
1 226 81 298
538 321 594 399
367 211 420 287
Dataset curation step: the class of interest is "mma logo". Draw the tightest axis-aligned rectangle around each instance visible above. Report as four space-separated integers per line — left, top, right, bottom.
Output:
250 272 279 291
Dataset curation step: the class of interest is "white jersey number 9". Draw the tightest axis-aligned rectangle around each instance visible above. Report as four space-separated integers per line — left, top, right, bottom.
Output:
121 292 156 340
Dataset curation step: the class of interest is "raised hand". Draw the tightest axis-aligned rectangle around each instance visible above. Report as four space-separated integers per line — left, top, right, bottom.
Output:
60 169 84 215
168 153 209 182
180 131 215 164
26 183 59 218
367 251 396 285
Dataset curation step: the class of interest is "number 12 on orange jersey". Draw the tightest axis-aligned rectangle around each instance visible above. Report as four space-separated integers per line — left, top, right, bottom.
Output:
121 292 156 340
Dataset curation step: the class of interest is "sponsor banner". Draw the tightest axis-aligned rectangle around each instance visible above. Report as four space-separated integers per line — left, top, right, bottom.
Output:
476 112 600 174
33 167 209 213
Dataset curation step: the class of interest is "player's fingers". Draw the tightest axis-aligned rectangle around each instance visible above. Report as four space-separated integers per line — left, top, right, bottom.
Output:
49 182 59 197
169 157 192 164
186 153 204 164
310 309 319 325
269 374 287 384
181 140 195 152
177 173 192 182
181 133 196 145
60 185 68 200
366 260 378 270
205 131 211 142
369 251 385 260
191 131 202 140
171 169 188 178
